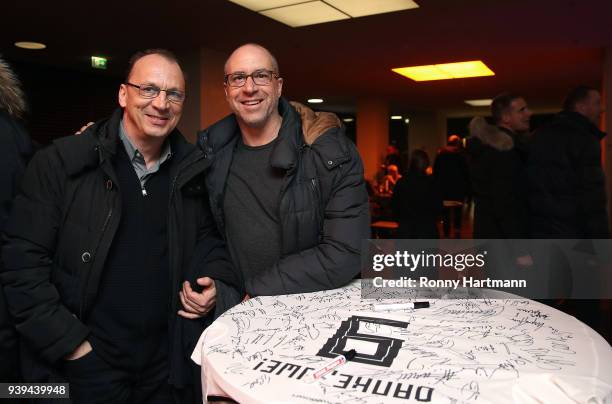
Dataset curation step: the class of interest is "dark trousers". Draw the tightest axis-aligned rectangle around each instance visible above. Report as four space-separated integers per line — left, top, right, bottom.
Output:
442 205 463 238
62 350 172 404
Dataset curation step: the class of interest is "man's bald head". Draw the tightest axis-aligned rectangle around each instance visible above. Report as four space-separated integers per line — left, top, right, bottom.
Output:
224 43 279 75
223 43 284 134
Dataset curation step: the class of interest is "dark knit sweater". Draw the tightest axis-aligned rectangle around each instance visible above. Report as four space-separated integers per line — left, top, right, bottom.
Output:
87 144 171 371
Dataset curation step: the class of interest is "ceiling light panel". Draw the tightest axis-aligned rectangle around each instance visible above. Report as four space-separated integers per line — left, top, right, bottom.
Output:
325 0 419 17
437 60 494 79
260 1 349 27
228 0 419 27
392 65 451 81
392 61 495 82
227 0 304 12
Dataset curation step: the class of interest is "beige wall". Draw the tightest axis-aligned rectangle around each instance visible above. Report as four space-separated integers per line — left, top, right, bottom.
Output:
406 110 446 164
199 48 231 129
356 100 389 181
176 49 200 144
176 47 231 144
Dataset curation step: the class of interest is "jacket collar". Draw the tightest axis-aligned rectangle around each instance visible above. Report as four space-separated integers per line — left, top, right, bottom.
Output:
54 108 190 176
201 97 342 170
268 97 302 169
559 110 607 140
468 116 514 151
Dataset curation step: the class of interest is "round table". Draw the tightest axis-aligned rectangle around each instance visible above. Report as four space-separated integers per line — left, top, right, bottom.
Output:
192 281 612 403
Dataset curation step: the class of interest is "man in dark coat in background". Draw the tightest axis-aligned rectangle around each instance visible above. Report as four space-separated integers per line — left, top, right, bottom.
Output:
0 55 33 384
467 93 531 239
527 86 608 339
433 134 470 237
528 86 608 238
392 149 442 238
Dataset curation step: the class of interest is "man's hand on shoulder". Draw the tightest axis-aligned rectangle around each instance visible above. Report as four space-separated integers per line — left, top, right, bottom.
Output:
75 122 94 135
178 277 216 319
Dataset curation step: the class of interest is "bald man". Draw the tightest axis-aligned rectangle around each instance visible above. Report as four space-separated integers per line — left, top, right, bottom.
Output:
198 44 369 298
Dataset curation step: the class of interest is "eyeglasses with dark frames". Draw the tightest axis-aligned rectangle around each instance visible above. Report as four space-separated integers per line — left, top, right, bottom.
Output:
224 69 279 88
125 82 185 104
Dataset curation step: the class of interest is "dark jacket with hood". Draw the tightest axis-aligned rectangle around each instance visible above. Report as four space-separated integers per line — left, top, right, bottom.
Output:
466 117 530 238
198 98 370 296
0 56 33 383
0 109 241 394
527 110 608 238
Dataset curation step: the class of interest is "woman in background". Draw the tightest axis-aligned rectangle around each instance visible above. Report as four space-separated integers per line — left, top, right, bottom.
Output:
392 149 442 238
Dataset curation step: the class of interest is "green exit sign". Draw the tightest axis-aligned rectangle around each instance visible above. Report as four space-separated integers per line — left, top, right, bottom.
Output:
91 56 107 69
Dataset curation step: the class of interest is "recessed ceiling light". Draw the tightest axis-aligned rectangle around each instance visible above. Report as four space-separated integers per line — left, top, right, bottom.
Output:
404 118 410 123
391 115 403 120
343 118 354 122
392 60 495 82
308 98 324 104
14 41 46 50
228 0 419 27
465 99 493 107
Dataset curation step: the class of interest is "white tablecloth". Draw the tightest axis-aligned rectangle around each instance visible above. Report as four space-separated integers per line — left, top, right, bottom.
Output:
192 281 612 403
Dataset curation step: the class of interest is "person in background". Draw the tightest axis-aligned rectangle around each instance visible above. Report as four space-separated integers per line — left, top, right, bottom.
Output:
433 134 470 238
467 93 531 239
0 55 33 384
392 149 442 238
380 164 401 194
528 85 608 238
527 86 608 337
383 144 402 172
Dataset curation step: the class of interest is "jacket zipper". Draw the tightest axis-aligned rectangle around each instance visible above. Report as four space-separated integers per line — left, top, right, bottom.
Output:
79 145 118 319
275 144 306 254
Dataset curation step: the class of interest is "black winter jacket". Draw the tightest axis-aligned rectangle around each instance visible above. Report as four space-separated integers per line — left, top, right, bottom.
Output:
0 109 241 389
0 108 33 382
528 111 608 238
198 98 370 296
466 117 530 238
433 146 470 201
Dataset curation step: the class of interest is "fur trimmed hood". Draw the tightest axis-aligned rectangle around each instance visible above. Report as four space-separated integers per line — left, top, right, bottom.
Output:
0 56 26 119
468 116 513 151
290 101 341 146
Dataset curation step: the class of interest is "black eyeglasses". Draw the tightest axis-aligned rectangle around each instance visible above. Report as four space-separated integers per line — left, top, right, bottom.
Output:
125 82 185 104
224 69 279 88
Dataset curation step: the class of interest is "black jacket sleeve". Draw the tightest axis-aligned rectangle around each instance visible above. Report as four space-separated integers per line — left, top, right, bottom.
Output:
246 141 370 296
568 130 609 238
187 191 243 294
0 113 32 380
0 147 90 364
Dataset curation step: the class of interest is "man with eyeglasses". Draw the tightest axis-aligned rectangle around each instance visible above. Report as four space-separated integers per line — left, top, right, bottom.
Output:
1 49 241 403
197 43 369 299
